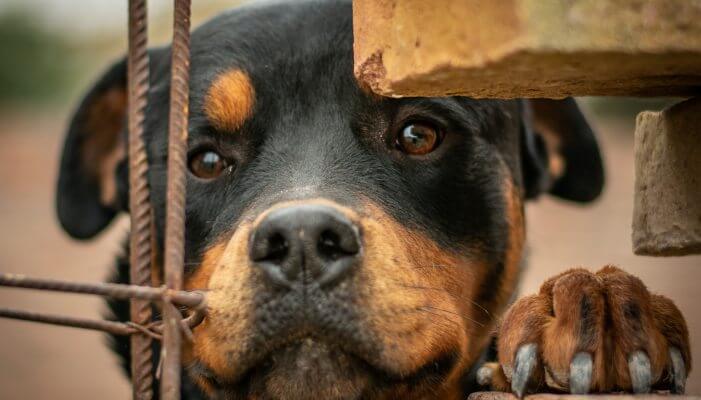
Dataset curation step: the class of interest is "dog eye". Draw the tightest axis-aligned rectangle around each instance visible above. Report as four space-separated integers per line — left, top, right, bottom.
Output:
396 122 442 155
189 150 229 179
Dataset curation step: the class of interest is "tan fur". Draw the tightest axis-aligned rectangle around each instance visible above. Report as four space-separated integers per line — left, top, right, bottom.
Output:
596 266 668 390
353 201 481 399
182 243 229 397
181 197 514 399
81 87 127 206
462 176 527 370
497 294 549 386
493 177 525 319
530 99 566 180
184 228 255 382
497 265 691 392
541 269 606 390
650 294 691 369
251 196 480 390
204 69 256 132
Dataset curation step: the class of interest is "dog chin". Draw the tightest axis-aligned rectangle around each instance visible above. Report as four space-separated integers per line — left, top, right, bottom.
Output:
242 338 371 400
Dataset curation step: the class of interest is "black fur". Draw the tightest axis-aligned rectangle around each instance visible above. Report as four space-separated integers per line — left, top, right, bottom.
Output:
106 247 207 398
59 1 604 398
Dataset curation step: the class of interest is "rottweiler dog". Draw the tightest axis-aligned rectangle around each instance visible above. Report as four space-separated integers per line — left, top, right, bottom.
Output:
56 1 690 399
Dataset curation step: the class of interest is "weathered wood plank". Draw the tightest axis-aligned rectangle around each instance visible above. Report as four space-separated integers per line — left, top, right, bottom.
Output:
354 0 701 98
633 97 701 256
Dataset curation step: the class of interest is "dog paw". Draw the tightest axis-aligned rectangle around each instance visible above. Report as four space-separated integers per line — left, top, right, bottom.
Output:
487 266 691 397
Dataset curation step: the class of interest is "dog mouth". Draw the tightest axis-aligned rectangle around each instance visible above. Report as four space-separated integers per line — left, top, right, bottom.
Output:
190 333 460 399
236 338 371 398
189 335 371 398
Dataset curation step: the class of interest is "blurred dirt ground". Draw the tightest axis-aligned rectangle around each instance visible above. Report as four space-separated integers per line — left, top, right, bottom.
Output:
0 109 699 399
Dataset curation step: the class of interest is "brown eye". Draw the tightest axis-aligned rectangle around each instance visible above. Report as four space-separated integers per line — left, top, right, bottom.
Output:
396 122 442 155
189 150 229 179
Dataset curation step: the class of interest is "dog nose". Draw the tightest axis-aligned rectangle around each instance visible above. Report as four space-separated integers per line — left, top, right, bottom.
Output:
249 205 361 287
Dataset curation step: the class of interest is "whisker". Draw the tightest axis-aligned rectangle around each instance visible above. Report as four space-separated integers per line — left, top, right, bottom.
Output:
394 283 492 318
410 264 455 270
422 305 485 328
415 307 460 329
395 283 448 292
468 299 491 318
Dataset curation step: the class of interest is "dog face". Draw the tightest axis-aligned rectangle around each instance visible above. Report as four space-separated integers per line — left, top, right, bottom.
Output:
56 1 603 399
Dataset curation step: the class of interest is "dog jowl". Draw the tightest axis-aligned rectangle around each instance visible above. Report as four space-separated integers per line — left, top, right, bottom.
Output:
56 1 689 399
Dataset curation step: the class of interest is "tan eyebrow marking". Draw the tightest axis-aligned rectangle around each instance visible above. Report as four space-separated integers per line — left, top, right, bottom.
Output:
204 69 256 132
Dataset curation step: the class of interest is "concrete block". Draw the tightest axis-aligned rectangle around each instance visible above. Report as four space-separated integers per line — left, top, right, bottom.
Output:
633 97 701 256
353 0 701 98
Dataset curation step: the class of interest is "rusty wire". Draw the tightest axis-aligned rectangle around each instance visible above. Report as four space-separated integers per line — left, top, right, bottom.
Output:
161 0 192 398
127 0 155 398
0 305 207 342
0 273 204 308
0 2 197 399
0 272 208 350
0 307 155 337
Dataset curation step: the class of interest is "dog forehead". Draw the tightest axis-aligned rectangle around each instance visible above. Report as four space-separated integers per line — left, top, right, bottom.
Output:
184 0 355 128
189 0 353 79
203 69 256 133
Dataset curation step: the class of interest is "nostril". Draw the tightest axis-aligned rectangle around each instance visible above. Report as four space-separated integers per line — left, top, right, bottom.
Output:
317 226 360 260
250 229 295 288
318 229 343 261
258 232 288 263
250 204 361 287
251 232 290 264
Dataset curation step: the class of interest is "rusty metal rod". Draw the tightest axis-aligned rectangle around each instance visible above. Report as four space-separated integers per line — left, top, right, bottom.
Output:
0 307 147 336
162 0 192 398
0 273 204 308
0 306 206 339
127 0 155 398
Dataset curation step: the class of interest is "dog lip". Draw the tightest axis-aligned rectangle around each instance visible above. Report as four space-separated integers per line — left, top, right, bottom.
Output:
207 334 460 392
209 338 374 391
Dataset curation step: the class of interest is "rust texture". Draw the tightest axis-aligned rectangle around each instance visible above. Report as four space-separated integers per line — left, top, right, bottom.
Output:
127 0 155 398
162 0 192 398
0 1 200 399
0 273 208 349
0 307 155 337
0 304 206 342
0 304 207 340
0 273 209 350
0 273 204 308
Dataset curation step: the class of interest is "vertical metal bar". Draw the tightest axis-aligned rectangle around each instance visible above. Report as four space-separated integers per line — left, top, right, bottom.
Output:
161 0 191 398
127 0 154 399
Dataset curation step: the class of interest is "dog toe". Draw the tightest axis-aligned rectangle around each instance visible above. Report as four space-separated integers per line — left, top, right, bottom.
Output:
669 346 687 394
569 351 593 394
496 266 690 395
628 350 652 393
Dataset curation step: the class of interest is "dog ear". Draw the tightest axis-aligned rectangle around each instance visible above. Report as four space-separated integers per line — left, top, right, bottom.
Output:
56 58 129 239
520 98 604 203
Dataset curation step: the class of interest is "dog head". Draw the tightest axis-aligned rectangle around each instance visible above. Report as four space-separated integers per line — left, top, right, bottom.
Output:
56 1 603 398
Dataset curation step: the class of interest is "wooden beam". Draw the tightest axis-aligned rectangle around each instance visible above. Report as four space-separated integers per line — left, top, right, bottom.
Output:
354 0 701 98
633 97 701 256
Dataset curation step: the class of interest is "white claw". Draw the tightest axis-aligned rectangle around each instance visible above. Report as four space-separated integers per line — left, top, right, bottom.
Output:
669 347 686 394
476 365 493 386
512 343 538 398
569 352 593 394
628 350 652 394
